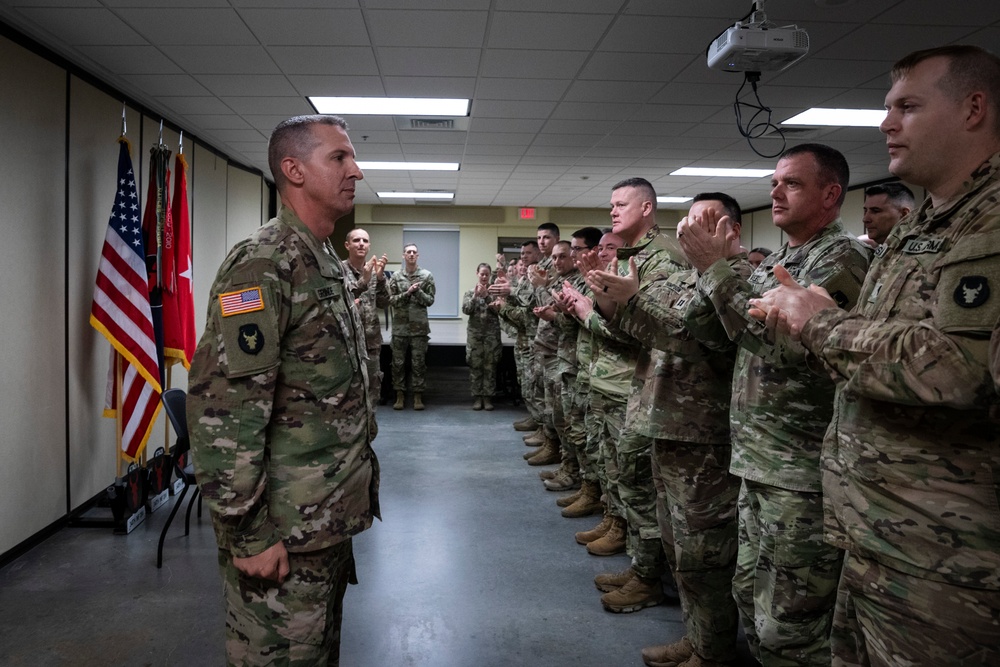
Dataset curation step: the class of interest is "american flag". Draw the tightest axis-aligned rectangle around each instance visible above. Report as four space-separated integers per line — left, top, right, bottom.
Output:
90 138 162 462
219 287 264 316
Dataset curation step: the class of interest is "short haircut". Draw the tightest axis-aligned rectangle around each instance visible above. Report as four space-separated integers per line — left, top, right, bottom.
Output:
692 192 742 224
537 222 560 236
268 115 348 192
864 182 916 209
892 45 1000 133
612 177 658 211
571 226 603 248
403 243 418 252
521 240 539 250
779 143 850 207
552 240 571 252
345 227 368 241
749 247 773 257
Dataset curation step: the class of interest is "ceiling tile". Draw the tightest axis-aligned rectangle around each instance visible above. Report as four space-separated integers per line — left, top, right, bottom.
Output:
366 9 488 48
113 8 259 45
238 8 370 46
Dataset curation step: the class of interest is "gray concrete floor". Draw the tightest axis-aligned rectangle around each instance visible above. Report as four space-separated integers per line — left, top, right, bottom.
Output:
0 367 755 667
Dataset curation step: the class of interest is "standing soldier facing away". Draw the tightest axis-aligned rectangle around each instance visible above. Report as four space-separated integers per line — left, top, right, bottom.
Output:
188 114 380 666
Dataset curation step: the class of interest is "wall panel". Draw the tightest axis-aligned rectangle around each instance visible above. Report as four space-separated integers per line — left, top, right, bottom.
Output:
0 36 68 553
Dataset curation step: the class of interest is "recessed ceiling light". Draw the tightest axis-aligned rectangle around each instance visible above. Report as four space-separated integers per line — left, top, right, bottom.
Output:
657 196 693 203
358 161 460 171
782 108 885 127
309 97 470 116
377 191 455 200
671 167 774 178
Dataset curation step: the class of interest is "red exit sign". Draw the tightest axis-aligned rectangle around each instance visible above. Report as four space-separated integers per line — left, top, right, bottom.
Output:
519 207 536 220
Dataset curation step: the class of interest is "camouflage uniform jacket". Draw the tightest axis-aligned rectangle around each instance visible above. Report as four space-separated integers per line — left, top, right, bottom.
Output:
618 257 750 444
532 256 561 354
688 218 871 491
188 206 379 558
554 269 585 373
462 288 501 340
346 261 389 354
613 226 690 435
388 266 435 336
801 154 1000 589
585 309 640 400
499 268 539 341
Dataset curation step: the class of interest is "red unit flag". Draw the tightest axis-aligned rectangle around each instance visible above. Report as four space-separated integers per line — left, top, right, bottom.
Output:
162 153 196 368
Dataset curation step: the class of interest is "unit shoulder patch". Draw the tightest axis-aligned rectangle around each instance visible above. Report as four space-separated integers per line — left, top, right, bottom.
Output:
954 276 990 308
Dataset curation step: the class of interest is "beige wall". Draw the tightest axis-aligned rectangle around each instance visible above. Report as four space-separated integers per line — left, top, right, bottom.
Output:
0 34 268 558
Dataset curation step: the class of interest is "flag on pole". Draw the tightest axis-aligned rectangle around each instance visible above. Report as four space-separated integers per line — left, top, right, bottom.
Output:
162 152 195 368
142 144 170 385
90 137 163 461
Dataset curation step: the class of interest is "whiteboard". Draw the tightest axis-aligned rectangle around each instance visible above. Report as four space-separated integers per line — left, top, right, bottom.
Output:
403 227 459 319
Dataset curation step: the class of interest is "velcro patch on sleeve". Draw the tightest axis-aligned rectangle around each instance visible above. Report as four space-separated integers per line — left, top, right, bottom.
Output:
219 287 264 317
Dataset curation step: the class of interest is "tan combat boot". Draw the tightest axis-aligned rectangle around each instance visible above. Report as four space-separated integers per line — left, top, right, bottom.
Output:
600 572 664 613
513 416 538 431
641 637 693 667
413 393 425 410
526 438 560 466
594 565 634 592
586 515 626 556
523 445 544 460
522 428 544 446
676 654 735 667
543 465 579 491
483 397 494 411
556 488 583 508
393 391 405 410
575 511 613 545
561 480 603 518
473 397 483 410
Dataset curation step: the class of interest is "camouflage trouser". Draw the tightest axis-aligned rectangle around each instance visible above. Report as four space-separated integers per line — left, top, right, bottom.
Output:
552 369 581 470
537 349 559 440
734 479 842 666
592 393 627 518
831 551 1000 667
365 348 381 440
652 439 741 662
616 428 665 580
219 540 355 667
514 337 540 421
391 334 429 393
466 332 501 397
568 381 596 482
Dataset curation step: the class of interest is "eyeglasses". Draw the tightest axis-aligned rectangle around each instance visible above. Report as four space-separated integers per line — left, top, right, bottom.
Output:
570 246 592 253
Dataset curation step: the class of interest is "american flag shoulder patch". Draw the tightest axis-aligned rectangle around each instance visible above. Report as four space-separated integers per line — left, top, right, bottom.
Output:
219 287 265 317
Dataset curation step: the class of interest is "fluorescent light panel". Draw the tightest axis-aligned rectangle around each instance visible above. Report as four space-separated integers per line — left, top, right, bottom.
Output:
657 196 693 203
782 108 885 127
377 191 454 200
357 161 459 171
309 97 470 116
671 167 774 178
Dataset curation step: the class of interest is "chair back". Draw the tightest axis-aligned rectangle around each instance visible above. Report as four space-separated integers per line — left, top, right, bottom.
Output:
161 388 190 466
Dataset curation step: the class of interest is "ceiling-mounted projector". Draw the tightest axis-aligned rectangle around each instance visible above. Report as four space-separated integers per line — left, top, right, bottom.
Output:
707 8 809 73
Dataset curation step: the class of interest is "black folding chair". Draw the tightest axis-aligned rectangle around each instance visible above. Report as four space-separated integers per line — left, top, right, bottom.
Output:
157 388 202 568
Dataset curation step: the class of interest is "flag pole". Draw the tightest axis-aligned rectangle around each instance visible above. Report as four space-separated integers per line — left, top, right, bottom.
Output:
115 354 124 479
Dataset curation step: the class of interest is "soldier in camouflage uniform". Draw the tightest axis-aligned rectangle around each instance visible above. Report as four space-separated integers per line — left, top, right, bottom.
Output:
547 227 605 515
188 115 379 667
388 244 435 410
563 233 639 541
612 194 748 667
754 47 1000 666
495 241 544 433
586 178 686 614
535 239 587 486
344 228 389 437
680 145 871 666
462 262 502 410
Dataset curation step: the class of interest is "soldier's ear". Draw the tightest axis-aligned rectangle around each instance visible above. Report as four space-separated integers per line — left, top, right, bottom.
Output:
281 156 305 187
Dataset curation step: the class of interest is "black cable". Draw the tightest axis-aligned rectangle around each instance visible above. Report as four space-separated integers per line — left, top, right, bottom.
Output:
733 71 786 158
